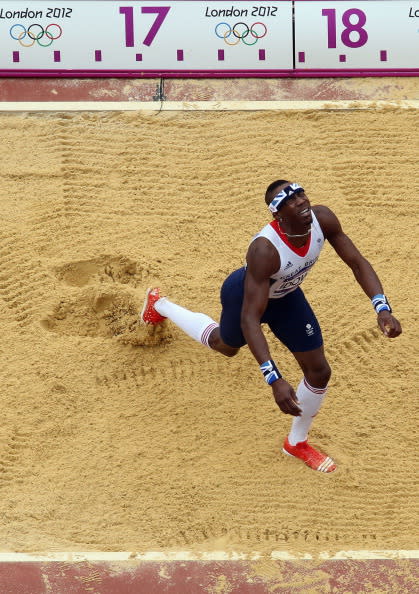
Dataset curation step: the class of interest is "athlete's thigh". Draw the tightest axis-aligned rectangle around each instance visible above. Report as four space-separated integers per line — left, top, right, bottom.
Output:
219 267 247 349
264 287 323 353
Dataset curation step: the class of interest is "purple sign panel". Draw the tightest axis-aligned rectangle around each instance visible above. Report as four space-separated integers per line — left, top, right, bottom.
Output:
0 1 418 77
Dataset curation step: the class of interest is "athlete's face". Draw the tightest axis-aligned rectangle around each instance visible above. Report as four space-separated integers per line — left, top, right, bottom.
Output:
275 184 312 225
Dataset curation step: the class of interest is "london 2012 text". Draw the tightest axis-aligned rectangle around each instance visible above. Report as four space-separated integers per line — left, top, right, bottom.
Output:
205 5 278 18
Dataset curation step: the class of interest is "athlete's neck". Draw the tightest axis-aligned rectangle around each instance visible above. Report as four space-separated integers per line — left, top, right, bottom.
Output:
283 229 311 238
277 221 311 246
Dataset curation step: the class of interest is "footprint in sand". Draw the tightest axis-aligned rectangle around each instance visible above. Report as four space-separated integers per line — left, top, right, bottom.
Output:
53 255 140 288
40 256 172 346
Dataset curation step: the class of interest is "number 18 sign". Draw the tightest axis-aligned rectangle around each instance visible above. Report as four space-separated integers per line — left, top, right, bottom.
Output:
295 0 419 70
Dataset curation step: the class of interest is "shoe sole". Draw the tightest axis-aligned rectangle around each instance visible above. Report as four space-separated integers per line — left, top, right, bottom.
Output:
140 287 152 324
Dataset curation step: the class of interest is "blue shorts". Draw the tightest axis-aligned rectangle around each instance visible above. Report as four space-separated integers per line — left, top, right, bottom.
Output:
219 267 323 352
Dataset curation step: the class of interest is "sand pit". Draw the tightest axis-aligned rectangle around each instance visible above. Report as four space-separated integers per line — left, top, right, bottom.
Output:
0 107 417 555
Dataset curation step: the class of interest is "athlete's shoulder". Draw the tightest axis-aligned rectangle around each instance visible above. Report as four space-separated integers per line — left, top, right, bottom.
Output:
246 235 280 278
312 204 337 220
248 234 278 256
251 220 277 244
312 205 342 237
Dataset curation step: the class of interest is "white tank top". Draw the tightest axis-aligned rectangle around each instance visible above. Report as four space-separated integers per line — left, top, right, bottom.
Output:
250 211 325 299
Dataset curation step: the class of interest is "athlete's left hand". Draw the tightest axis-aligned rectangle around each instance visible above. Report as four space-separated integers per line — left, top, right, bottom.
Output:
377 311 402 338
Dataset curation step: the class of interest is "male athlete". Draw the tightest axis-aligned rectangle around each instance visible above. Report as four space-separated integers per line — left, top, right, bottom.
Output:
141 180 402 473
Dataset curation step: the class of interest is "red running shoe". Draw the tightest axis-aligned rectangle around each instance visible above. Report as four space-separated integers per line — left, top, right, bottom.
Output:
282 437 336 473
140 287 167 325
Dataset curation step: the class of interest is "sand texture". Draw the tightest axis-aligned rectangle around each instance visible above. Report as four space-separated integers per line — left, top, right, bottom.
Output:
0 108 417 554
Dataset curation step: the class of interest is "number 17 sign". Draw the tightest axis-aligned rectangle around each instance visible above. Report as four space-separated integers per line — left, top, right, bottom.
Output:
295 0 419 70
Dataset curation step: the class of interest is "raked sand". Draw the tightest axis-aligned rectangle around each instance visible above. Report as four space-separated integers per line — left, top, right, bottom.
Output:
0 108 417 554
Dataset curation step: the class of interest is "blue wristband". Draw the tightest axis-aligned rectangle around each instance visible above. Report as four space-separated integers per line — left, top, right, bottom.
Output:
260 360 282 385
371 294 392 314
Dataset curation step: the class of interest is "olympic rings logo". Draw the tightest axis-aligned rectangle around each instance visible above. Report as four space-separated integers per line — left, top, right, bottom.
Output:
9 23 62 47
215 22 267 46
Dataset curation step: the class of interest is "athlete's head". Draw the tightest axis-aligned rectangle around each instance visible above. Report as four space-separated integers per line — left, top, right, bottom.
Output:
265 179 311 225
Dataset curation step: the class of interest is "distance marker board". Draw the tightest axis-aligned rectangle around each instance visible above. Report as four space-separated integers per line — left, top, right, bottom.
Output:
0 0 418 77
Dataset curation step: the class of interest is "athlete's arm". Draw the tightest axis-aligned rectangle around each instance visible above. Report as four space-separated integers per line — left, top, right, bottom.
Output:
314 205 402 338
242 238 302 416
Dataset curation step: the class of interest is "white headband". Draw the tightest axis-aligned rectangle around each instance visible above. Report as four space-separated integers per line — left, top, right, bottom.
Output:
268 183 304 213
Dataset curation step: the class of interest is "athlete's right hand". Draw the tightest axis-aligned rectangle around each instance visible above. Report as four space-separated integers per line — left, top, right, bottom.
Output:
272 379 302 416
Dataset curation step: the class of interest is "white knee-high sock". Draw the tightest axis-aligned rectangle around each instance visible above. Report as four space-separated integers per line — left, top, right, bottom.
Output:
287 378 328 445
154 297 219 347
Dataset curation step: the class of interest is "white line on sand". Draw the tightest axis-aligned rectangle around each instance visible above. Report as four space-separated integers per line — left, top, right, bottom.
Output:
0 100 418 111
0 550 417 562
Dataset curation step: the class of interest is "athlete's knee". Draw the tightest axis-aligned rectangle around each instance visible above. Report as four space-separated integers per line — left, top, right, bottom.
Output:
298 352 331 387
208 328 239 357
220 346 240 358
307 360 331 386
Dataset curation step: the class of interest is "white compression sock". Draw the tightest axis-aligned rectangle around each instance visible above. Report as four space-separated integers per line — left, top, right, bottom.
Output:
154 297 219 347
287 378 328 446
